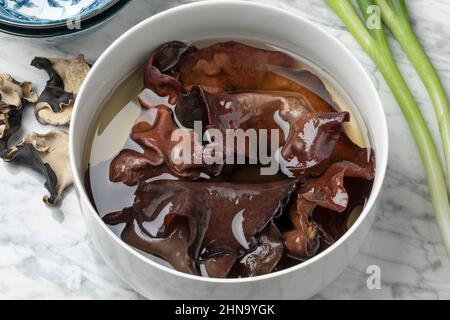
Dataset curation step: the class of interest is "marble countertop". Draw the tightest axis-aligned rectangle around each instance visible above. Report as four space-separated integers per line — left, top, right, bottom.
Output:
1 0 450 300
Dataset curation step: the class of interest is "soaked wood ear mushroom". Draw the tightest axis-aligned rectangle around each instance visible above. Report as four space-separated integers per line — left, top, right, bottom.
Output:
0 74 38 156
31 55 90 126
109 105 222 185
103 179 297 276
283 149 375 259
144 41 196 104
175 87 350 173
92 40 378 277
177 41 298 94
3 131 73 206
199 222 284 278
229 222 284 277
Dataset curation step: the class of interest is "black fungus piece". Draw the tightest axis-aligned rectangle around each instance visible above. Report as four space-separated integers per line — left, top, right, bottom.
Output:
0 107 22 157
31 57 73 113
31 55 90 126
144 41 196 104
0 74 38 156
103 179 298 276
3 131 73 206
3 143 58 202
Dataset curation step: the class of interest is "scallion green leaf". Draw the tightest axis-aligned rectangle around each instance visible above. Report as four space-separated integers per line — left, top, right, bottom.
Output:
326 0 450 255
374 0 450 191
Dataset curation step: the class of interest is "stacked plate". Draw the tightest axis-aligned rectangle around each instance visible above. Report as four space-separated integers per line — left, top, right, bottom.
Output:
0 0 131 38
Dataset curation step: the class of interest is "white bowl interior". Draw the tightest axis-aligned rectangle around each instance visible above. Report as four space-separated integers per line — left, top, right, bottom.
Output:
70 0 388 292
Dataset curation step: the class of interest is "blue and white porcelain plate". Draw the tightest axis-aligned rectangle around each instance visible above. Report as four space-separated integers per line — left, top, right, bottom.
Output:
0 0 118 28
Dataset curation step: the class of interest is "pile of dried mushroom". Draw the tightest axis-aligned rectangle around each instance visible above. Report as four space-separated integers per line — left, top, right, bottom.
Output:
0 55 90 206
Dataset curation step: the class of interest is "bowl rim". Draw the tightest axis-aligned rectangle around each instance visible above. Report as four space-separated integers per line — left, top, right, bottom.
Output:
70 0 389 284
0 0 121 28
0 0 131 38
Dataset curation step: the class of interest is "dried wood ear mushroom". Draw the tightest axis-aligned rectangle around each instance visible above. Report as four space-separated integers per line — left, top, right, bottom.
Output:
31 55 90 126
0 74 38 156
3 131 73 206
0 74 38 107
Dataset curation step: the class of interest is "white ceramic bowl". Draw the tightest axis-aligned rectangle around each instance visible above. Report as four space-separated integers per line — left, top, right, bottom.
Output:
70 0 388 300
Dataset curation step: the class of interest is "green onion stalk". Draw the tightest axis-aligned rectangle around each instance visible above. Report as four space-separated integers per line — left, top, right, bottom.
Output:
326 0 450 255
374 0 450 191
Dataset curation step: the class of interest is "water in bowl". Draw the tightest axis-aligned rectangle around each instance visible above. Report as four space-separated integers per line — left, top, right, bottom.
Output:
83 39 374 276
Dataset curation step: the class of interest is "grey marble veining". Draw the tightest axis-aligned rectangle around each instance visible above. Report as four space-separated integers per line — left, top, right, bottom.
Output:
1 0 450 300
